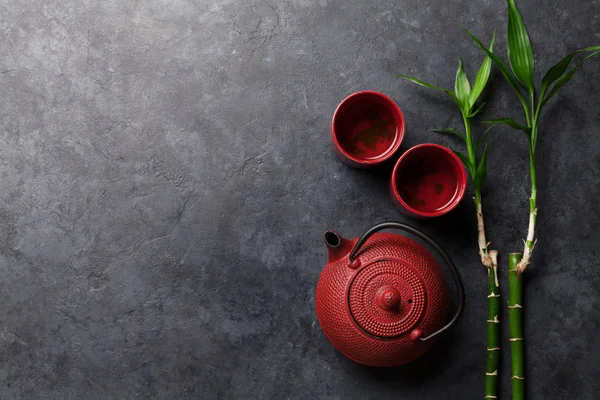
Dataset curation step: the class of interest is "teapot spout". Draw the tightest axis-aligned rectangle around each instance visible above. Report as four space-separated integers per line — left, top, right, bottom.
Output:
324 230 354 263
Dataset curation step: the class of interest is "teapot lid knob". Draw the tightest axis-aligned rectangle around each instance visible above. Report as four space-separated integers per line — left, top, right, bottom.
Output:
375 286 401 311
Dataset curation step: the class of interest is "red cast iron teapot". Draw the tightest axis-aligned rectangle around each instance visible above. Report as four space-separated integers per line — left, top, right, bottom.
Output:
315 222 464 367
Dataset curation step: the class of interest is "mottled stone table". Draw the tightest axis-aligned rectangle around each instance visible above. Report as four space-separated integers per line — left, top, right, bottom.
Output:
0 0 598 398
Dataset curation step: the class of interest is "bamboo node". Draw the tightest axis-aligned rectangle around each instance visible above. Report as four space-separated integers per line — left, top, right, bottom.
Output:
515 260 529 275
481 255 494 269
509 338 523 341
512 375 525 380
487 347 500 351
508 304 523 309
485 370 498 376
486 315 499 323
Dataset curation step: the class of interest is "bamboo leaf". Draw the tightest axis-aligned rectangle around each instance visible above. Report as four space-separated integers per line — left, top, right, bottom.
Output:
476 124 495 151
474 144 488 190
540 47 600 98
469 102 487 118
483 118 531 134
431 128 466 140
398 74 459 105
462 26 529 115
454 59 471 113
506 0 535 92
452 149 473 173
469 31 496 108
542 50 600 107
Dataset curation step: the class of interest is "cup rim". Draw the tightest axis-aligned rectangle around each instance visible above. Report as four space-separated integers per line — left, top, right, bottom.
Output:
331 90 405 166
391 143 467 217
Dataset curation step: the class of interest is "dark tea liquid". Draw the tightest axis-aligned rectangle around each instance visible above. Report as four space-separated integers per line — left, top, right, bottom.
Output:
335 96 398 159
395 154 459 212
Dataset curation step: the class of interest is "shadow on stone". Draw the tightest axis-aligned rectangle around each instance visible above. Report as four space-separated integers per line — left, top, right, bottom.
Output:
363 329 456 383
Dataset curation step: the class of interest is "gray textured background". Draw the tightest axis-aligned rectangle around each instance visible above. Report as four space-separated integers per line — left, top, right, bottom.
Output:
0 0 598 399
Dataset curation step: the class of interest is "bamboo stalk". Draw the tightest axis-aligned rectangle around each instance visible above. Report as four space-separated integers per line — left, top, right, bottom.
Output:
477 197 500 399
508 252 524 400
485 253 500 399
400 47 498 399
469 109 500 400
516 137 538 275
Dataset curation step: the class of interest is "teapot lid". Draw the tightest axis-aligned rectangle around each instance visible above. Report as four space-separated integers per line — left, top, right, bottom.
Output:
348 259 426 338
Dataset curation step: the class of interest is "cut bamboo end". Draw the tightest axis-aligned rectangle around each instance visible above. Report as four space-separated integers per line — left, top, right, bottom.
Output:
512 375 525 380
509 338 523 341
508 304 523 309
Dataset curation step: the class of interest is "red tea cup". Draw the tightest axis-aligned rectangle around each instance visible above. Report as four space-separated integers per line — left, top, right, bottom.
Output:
331 91 405 168
390 143 467 218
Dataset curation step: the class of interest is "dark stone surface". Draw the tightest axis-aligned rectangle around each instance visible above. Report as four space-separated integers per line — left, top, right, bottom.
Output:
0 0 598 398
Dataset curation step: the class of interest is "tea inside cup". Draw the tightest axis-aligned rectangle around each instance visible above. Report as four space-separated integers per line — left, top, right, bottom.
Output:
391 144 466 216
332 91 404 166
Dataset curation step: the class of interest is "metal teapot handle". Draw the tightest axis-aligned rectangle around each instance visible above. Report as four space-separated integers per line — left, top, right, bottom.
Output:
349 221 465 342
